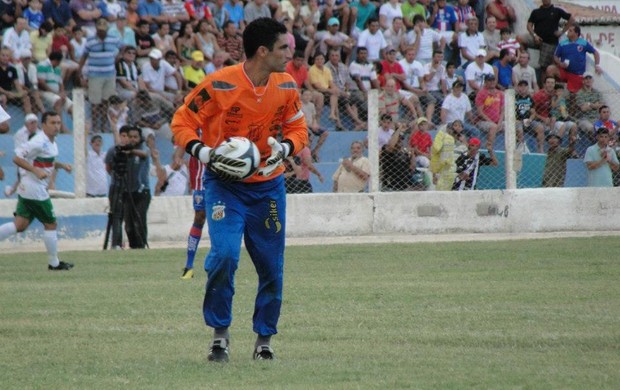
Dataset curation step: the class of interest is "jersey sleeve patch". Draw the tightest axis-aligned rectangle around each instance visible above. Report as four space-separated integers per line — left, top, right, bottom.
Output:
212 80 237 90
277 81 298 90
188 88 211 113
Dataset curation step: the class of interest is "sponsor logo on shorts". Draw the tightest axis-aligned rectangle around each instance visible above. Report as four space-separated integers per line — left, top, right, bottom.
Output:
264 200 281 233
212 202 225 221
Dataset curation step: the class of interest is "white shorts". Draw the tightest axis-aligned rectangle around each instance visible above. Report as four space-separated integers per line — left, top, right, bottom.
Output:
41 91 73 111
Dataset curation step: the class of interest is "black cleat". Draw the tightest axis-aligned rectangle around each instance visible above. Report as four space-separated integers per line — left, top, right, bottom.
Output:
253 345 275 360
48 261 74 271
208 338 230 362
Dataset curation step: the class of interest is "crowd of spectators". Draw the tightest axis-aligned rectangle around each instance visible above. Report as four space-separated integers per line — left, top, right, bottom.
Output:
0 0 617 195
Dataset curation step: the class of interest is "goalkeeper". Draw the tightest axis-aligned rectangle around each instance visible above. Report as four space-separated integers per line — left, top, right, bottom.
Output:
171 18 308 363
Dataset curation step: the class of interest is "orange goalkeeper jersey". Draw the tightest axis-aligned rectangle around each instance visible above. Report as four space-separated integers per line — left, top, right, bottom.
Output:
171 63 309 183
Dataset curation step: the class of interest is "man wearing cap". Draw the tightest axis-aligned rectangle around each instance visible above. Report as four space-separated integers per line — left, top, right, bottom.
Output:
584 127 619 187
542 134 575 188
475 74 504 149
409 117 433 161
440 79 479 138
140 48 183 111
464 48 493 96
14 114 41 154
575 74 605 136
182 50 206 89
381 46 431 122
452 136 498 190
547 25 602 94
79 18 122 133
16 49 46 115
318 17 355 64
515 79 545 153
116 46 142 101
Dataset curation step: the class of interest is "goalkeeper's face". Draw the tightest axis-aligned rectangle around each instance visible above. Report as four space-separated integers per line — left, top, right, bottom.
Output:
265 34 291 73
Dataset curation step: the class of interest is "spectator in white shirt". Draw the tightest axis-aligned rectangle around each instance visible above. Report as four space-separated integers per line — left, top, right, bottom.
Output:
2 17 32 55
383 16 406 56
464 48 493 96
440 79 479 138
356 17 387 62
512 51 538 93
379 0 403 30
140 48 183 109
405 14 445 65
86 135 108 197
458 16 485 67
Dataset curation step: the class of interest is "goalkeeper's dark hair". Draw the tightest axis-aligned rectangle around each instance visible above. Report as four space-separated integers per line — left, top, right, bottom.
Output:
243 18 287 59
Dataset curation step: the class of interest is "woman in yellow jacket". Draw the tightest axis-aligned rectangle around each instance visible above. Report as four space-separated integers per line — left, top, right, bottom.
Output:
430 120 466 190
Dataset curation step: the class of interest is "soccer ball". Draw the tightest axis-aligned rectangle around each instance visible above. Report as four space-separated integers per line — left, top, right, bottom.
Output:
212 137 261 180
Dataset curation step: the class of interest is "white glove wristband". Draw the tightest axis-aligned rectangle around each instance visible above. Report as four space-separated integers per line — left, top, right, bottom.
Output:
191 143 212 164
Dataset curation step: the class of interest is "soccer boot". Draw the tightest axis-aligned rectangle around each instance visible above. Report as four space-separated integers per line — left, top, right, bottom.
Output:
180 268 194 280
208 338 229 362
48 261 74 271
253 345 275 360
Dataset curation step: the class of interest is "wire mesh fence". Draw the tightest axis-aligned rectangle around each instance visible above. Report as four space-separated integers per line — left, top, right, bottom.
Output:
1 50 619 198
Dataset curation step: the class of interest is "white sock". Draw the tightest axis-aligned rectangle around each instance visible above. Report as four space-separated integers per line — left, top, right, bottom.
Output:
0 222 17 240
43 230 59 267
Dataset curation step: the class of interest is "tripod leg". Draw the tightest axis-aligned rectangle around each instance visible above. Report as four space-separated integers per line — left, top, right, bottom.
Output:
103 212 113 250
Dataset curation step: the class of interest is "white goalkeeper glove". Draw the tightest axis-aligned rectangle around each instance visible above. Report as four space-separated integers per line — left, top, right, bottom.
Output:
189 141 245 182
258 137 291 177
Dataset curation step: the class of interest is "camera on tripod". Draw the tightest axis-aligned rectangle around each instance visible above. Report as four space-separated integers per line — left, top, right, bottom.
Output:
112 143 138 176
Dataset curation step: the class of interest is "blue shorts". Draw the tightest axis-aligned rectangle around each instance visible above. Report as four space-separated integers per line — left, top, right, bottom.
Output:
192 189 207 212
202 173 286 336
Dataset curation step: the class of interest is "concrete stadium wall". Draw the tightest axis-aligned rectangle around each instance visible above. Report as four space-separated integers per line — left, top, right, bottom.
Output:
0 188 618 251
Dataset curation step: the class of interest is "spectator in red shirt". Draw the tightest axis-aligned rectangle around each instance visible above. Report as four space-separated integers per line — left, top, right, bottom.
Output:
380 48 424 122
409 117 433 160
532 76 555 131
185 0 218 34
475 74 504 149
486 0 516 31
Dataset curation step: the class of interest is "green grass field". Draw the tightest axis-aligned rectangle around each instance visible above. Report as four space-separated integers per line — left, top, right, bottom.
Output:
1 237 619 389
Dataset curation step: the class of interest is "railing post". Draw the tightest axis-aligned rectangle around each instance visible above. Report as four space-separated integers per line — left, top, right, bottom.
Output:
367 89 380 193
504 88 517 190
73 88 86 198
